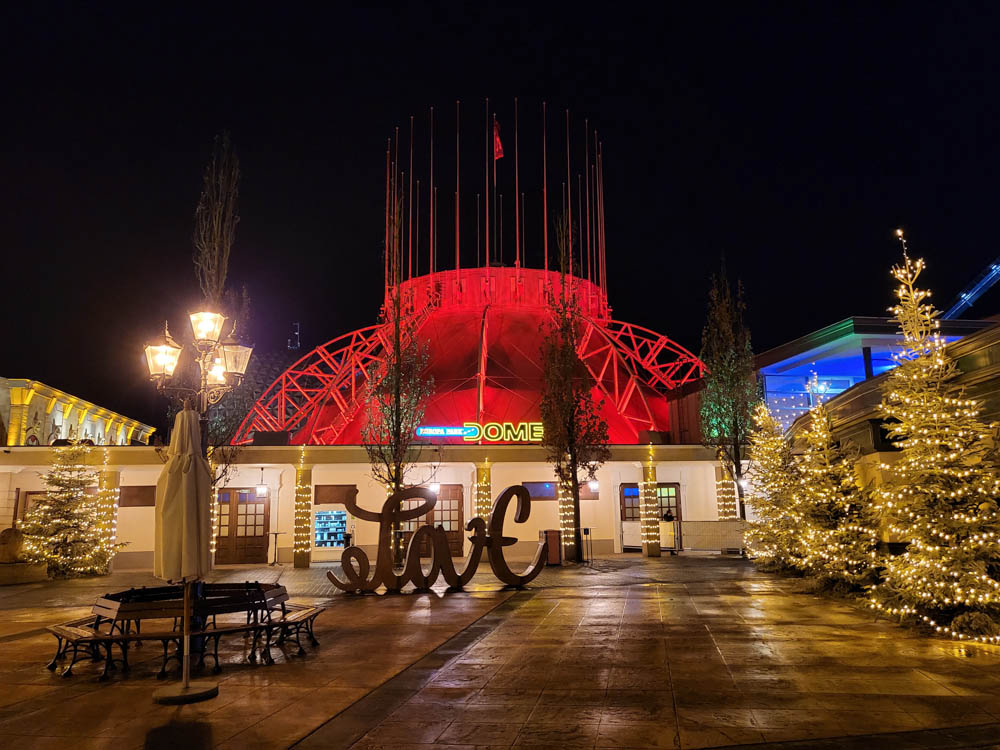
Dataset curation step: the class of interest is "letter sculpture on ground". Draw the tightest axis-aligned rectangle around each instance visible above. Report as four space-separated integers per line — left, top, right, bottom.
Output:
326 484 547 593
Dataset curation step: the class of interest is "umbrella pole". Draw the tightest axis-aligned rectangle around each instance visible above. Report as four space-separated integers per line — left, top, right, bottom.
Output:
183 579 191 690
152 578 218 705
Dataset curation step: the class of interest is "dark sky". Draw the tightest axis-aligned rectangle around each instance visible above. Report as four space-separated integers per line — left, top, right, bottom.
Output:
5 3 1000 432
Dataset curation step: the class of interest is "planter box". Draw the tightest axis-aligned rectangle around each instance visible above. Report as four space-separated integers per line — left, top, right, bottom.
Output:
0 562 48 585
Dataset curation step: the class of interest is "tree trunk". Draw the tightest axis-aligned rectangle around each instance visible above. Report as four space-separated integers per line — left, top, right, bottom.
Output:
732 439 746 520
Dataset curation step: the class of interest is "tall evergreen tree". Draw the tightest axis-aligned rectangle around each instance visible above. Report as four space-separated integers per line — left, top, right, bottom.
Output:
746 402 801 569
795 403 878 588
869 250 1000 640
21 443 122 577
700 264 758 517
540 211 610 563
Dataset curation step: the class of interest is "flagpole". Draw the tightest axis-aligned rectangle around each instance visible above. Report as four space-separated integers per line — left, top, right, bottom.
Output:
476 192 481 267
429 106 435 277
584 118 591 285
578 173 585 310
415 179 421 278
542 101 548 275
565 109 572 280
384 140 390 301
456 99 461 274
514 97 520 269
408 116 414 281
492 112 497 267
484 98 490 268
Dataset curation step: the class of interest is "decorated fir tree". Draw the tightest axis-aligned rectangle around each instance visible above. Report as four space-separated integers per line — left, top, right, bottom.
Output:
746 402 802 570
795 403 878 589
869 245 1000 640
20 443 119 577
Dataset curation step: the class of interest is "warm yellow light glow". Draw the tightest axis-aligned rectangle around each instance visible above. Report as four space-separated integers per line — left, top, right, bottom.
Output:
189 310 226 345
143 323 182 380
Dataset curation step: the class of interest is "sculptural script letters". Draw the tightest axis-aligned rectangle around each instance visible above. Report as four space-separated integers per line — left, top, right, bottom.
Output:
326 485 547 593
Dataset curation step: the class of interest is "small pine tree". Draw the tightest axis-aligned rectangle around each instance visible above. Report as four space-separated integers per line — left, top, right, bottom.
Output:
21 443 120 577
870 251 1000 640
746 402 802 570
795 403 878 589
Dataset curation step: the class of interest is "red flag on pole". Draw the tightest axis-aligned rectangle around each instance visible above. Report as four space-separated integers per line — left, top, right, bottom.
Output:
494 119 504 160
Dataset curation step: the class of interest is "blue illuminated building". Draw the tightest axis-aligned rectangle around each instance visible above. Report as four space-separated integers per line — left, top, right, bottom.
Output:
755 317 989 431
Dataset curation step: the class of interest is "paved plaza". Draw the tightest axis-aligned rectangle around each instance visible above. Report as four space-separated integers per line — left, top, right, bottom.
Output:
2 556 1000 748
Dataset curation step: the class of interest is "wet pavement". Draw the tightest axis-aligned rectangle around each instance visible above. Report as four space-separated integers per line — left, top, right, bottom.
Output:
2 555 1000 748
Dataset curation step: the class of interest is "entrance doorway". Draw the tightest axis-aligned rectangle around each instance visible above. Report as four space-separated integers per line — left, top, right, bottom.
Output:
400 484 465 557
215 488 269 564
619 483 682 551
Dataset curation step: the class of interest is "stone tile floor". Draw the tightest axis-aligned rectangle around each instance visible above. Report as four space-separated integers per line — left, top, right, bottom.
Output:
3 555 1000 748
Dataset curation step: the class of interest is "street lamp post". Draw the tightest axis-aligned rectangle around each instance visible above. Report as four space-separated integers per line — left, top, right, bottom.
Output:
143 310 253 456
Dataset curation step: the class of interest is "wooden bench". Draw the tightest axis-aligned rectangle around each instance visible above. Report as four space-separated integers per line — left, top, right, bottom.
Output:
46 582 323 680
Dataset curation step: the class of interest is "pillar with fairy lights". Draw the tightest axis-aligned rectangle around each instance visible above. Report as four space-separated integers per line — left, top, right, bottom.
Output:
474 460 492 519
640 446 661 557
97 454 121 567
293 448 313 568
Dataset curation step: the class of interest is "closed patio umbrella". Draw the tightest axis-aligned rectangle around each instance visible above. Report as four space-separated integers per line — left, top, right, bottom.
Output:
152 406 218 704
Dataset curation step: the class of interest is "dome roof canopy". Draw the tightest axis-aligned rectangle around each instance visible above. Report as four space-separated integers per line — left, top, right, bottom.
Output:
233 267 703 446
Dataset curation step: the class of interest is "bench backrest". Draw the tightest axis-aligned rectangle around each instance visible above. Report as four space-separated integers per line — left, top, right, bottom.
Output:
93 582 289 623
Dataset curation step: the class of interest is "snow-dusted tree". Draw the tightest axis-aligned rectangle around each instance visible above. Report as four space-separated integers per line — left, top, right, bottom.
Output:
746 402 802 570
869 249 1000 640
21 443 122 577
795 403 878 589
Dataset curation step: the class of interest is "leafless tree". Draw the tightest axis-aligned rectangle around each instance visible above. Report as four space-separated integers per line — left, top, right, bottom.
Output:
193 132 240 310
363 190 435 565
540 211 610 562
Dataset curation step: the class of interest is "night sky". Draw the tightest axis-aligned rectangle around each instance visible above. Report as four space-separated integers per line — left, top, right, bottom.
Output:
5 4 1000 432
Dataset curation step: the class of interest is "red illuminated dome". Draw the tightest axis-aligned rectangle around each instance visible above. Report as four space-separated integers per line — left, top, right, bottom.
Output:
233 265 703 446
233 103 704 446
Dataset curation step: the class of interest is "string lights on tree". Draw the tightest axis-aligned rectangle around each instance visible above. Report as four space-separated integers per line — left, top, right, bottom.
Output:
745 402 802 569
869 233 1000 639
794 402 878 588
21 443 124 577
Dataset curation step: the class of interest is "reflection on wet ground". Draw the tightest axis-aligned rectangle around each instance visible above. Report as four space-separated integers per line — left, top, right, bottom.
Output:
2 555 1000 748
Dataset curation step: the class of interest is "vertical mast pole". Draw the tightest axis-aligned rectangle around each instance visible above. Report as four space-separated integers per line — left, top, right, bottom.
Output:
415 180 421 278
393 127 399 288
408 116 414 281
484 98 490 268
492 112 497 267
597 143 608 300
584 118 591 284
514 97 520 269
565 109 572 280
578 173 585 311
455 100 460 274
542 101 548 274
429 106 435 277
476 193 481 267
384 140 390 302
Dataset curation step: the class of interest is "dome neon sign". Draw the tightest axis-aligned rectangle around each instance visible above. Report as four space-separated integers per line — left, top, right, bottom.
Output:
416 422 544 443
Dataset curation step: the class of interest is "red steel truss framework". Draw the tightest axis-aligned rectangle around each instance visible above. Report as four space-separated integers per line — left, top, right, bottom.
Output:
232 267 703 446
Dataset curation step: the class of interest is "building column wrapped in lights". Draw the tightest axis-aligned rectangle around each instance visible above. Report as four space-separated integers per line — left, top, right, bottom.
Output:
558 481 577 562
97 449 121 566
293 446 313 568
640 445 661 557
474 459 492 519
